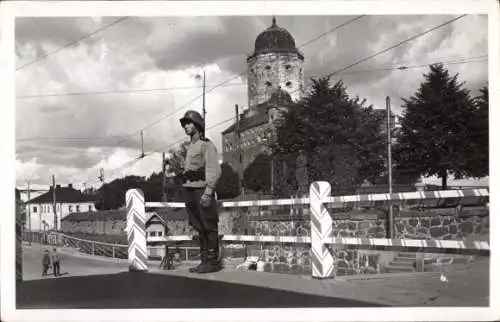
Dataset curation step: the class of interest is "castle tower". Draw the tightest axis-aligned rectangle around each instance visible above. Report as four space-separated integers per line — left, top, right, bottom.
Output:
247 16 305 109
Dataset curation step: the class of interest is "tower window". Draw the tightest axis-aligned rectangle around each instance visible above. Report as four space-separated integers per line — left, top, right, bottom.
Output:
286 81 292 87
265 81 272 87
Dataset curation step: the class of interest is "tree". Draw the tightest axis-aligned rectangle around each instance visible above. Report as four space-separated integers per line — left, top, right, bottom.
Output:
394 64 478 189
271 76 386 195
243 153 272 193
465 85 489 178
216 162 241 199
95 175 147 210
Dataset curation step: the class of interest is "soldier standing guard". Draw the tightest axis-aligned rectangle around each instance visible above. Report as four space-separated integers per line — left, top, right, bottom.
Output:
179 110 222 273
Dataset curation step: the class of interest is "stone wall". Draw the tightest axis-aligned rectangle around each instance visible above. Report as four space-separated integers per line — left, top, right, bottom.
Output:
62 219 126 236
246 206 489 276
61 209 240 238
61 205 489 277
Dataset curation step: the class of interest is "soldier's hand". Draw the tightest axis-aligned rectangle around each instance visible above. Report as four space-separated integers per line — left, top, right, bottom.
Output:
200 194 211 208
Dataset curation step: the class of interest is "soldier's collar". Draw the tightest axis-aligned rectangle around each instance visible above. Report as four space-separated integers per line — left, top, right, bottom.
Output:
190 132 201 143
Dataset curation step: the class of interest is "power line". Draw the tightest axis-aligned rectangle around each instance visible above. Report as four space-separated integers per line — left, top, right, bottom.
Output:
297 15 365 49
327 14 468 77
83 115 236 188
15 52 487 150
30 16 474 188
16 17 129 71
88 16 364 160
16 82 244 100
16 54 485 101
15 56 487 149
336 56 487 76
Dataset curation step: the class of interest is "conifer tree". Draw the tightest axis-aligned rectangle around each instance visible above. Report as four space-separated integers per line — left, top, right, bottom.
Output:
394 64 479 189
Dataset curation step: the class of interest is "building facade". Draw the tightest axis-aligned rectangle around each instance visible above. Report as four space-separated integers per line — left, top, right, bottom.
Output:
25 184 98 232
222 17 304 181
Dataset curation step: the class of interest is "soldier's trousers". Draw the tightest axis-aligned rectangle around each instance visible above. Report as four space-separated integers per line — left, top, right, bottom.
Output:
183 187 219 233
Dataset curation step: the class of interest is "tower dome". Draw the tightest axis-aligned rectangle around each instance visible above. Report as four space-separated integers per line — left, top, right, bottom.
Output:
254 16 300 55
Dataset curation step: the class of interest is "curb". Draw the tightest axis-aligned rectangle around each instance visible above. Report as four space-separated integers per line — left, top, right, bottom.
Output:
335 271 441 282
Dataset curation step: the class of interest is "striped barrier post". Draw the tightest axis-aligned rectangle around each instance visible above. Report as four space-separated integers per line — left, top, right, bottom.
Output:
16 204 23 282
126 189 148 272
310 181 335 279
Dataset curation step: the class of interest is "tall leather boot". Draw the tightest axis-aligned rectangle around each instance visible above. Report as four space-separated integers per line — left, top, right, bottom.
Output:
189 233 207 273
198 231 222 274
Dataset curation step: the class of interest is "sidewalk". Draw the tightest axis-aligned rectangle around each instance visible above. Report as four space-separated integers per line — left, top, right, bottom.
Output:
149 256 489 307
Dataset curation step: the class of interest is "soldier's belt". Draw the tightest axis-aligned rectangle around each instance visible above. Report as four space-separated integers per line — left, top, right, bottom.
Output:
182 169 205 182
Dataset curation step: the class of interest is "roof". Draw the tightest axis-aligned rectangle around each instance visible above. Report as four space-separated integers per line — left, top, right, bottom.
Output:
250 16 303 60
146 213 169 227
27 184 99 204
222 88 295 135
221 109 268 135
62 209 125 222
154 208 190 222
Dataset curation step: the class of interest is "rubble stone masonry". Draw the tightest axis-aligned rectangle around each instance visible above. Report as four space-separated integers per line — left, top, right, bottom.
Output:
247 52 304 107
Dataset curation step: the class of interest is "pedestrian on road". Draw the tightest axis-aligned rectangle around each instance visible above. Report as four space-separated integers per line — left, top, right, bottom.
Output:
51 247 61 276
177 110 222 274
41 249 51 276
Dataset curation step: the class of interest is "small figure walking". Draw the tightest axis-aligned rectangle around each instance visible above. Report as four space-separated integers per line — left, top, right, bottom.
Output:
42 250 51 276
51 247 61 276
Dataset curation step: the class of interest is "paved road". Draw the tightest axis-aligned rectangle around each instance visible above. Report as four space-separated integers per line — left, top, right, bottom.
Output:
17 243 383 309
17 243 489 308
20 243 129 281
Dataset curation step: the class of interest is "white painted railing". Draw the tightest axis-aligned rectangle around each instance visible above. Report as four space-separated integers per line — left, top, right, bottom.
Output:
46 232 128 259
126 182 489 279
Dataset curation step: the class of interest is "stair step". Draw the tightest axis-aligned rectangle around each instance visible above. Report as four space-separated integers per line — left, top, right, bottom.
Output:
398 252 417 257
389 261 415 268
385 265 415 273
393 257 417 263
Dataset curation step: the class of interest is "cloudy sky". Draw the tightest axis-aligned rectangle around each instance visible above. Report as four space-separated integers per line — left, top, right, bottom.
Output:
14 13 488 190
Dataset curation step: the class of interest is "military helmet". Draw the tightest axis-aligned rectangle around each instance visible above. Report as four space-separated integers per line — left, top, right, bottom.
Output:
180 110 204 130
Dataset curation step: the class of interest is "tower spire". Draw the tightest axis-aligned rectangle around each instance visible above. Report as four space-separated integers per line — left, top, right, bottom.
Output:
272 15 276 26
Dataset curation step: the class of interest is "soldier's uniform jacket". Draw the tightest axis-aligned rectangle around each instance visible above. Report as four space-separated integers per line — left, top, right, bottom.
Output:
182 136 221 197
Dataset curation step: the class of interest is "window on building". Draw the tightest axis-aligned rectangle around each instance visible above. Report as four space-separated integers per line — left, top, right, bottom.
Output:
76 205 80 212
265 81 272 87
265 65 271 70
150 231 157 237
286 81 292 87
157 231 163 237
69 205 73 213
285 64 292 70
57 204 60 211
33 206 37 213
88 205 92 212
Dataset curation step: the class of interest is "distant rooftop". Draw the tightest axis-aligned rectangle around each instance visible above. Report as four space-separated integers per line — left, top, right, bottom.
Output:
26 184 98 204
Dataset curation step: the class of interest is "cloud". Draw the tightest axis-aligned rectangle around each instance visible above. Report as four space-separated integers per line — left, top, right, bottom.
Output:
14 14 488 188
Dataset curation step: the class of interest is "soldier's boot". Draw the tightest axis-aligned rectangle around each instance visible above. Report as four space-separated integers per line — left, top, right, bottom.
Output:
189 233 207 273
198 232 222 274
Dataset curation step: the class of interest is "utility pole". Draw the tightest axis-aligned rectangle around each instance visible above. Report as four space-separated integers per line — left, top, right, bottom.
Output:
52 175 57 231
27 181 31 245
202 70 206 127
235 104 249 259
162 152 167 202
98 168 104 183
386 96 394 239
235 104 244 196
140 131 145 158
